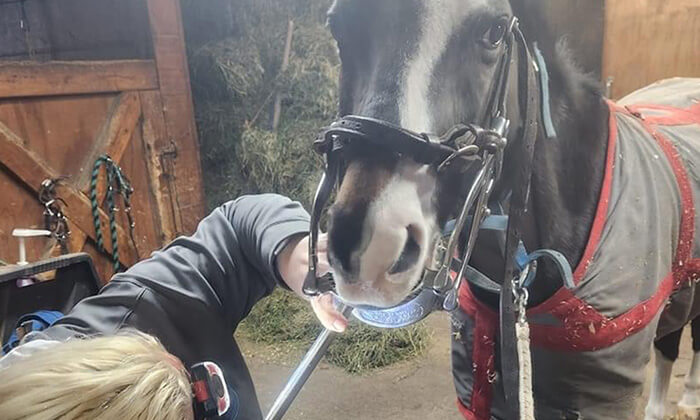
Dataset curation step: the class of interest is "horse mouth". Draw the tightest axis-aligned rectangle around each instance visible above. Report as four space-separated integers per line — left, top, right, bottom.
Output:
388 226 421 275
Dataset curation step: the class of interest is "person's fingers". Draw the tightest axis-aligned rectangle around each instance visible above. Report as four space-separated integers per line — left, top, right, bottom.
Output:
310 294 347 333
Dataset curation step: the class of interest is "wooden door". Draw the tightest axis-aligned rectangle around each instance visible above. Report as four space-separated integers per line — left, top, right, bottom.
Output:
0 0 204 283
0 60 190 282
603 0 700 99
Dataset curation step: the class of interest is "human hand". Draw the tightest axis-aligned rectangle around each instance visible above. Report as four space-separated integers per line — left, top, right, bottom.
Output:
276 233 348 332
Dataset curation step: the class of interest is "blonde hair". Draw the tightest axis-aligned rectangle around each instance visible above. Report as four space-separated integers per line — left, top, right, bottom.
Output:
0 331 193 420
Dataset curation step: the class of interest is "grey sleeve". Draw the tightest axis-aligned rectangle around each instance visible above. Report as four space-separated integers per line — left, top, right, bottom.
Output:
52 194 310 336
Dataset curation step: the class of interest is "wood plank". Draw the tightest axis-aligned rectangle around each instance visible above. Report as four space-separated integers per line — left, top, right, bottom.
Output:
39 0 153 62
146 0 182 38
0 94 140 269
147 0 206 233
75 93 142 191
602 0 700 98
119 124 163 256
0 170 47 265
0 60 159 98
0 0 152 62
140 90 180 241
0 95 117 179
0 122 137 266
66 93 145 272
69 125 162 274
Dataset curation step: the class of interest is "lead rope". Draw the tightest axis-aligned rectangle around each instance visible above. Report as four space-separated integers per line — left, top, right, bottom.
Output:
90 155 139 273
513 265 535 420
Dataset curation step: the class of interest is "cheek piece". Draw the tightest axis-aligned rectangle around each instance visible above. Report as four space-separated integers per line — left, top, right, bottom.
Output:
190 362 232 419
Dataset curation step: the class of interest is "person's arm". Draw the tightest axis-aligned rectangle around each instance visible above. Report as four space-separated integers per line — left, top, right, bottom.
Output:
53 195 313 336
276 233 348 332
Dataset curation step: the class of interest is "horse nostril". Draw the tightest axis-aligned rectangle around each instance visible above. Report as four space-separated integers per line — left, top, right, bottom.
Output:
328 203 368 275
388 226 421 275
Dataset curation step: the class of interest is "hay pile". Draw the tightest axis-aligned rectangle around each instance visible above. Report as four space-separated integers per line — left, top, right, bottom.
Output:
239 289 428 374
186 0 428 373
188 2 336 209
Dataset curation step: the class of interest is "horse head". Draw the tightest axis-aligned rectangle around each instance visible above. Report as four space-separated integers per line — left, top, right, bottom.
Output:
323 0 536 308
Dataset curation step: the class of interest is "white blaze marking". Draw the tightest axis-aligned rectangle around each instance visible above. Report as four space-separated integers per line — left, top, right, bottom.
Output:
399 0 487 133
337 1 490 306
339 161 438 307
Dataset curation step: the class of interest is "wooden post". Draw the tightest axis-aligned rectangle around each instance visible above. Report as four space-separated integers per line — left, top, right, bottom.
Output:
272 20 295 132
146 0 206 233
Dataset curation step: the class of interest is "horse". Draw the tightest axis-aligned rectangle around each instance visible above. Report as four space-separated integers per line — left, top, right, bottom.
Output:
311 0 700 418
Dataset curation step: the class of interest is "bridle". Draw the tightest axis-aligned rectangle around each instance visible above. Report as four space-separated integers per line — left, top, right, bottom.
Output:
305 15 530 310
303 16 556 416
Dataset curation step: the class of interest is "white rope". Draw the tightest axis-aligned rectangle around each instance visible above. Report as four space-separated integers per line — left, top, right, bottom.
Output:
516 320 535 420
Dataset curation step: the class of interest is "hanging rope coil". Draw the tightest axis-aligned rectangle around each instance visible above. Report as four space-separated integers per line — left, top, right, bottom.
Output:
90 155 139 272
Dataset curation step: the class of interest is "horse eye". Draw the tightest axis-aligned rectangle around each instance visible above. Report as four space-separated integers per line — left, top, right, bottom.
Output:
481 18 508 49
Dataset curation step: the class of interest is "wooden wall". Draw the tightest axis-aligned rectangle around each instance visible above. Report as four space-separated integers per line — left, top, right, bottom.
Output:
0 0 204 282
146 0 205 231
519 0 700 99
0 0 153 61
602 0 700 99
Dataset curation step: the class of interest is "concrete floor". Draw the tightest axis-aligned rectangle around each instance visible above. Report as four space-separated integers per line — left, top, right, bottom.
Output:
243 312 695 419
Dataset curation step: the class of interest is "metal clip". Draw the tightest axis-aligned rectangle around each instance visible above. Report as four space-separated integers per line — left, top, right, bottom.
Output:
512 263 533 324
38 178 71 245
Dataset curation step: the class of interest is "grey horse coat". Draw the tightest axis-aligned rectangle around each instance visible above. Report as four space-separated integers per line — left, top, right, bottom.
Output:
452 78 700 419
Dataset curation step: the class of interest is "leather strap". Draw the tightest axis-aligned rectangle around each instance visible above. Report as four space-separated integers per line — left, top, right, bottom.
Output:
522 249 574 289
499 25 541 418
302 154 340 296
315 115 459 165
533 43 557 139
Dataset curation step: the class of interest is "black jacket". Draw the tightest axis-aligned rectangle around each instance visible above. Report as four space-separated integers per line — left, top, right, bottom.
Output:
42 194 311 420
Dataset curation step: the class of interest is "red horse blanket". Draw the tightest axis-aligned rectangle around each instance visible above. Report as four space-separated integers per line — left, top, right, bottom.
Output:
453 78 700 419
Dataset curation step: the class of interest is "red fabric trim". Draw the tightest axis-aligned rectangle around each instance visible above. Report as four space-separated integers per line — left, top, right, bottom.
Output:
525 101 698 351
456 398 478 420
623 103 700 126
634 115 696 285
529 273 674 351
685 259 700 278
459 273 676 354
458 283 498 420
570 101 619 285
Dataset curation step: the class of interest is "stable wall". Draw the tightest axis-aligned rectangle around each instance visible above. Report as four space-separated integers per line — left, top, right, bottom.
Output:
0 0 205 282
